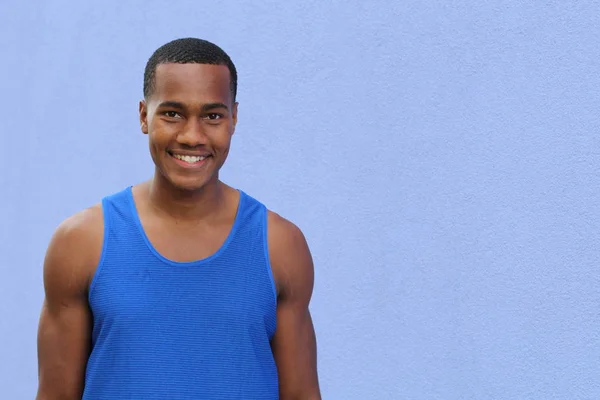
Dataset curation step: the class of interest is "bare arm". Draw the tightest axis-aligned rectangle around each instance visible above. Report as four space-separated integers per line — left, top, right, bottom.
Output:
36 206 103 400
268 212 321 400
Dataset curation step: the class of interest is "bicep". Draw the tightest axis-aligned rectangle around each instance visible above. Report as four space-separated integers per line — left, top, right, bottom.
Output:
37 297 92 398
268 212 321 398
36 216 97 399
272 302 319 398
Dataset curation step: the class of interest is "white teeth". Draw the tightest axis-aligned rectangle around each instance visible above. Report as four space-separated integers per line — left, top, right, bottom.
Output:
173 154 207 163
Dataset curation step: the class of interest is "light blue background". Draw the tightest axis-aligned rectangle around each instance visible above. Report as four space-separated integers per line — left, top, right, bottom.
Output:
1 1 598 399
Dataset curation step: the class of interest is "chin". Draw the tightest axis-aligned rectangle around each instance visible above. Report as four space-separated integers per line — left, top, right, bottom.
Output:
169 178 209 192
154 160 220 192
166 173 217 192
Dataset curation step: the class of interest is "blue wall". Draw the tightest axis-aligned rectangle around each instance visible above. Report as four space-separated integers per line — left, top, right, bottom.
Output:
1 1 598 398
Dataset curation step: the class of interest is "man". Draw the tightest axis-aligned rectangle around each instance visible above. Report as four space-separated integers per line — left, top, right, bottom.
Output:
36 37 321 399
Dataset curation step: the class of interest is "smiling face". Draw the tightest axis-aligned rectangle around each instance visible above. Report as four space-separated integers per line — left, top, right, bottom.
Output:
139 63 238 192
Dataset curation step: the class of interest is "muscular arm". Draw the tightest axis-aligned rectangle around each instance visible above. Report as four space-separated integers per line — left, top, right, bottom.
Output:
268 212 321 400
36 206 103 400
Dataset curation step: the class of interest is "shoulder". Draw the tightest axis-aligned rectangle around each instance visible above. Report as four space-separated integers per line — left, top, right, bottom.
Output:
50 204 104 253
267 210 314 301
44 204 105 296
267 211 308 252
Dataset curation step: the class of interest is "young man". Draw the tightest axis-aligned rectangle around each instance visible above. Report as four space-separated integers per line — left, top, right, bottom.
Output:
36 38 321 399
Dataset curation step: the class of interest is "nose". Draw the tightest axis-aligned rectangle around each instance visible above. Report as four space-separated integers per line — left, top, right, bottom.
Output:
177 118 208 147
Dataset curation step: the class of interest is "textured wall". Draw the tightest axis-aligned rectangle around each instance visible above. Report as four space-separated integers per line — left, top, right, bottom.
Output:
0 1 598 398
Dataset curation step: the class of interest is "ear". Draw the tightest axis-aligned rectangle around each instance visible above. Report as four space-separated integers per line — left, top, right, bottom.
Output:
231 102 239 133
139 100 148 134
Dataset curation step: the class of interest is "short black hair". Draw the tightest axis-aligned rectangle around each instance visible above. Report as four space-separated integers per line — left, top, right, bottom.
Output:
143 37 237 101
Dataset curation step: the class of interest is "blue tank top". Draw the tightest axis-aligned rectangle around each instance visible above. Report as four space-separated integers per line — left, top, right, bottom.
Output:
82 186 279 399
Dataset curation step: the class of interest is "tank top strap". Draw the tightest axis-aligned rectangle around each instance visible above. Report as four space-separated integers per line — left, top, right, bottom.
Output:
226 190 276 301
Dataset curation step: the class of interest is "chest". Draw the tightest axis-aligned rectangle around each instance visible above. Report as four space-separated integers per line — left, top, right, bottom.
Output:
142 215 234 263
90 255 277 342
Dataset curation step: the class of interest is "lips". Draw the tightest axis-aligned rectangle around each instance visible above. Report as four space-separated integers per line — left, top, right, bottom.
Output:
167 150 212 166
173 154 207 163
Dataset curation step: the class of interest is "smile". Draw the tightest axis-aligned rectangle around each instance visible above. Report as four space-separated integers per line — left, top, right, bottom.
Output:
173 154 207 163
168 151 211 167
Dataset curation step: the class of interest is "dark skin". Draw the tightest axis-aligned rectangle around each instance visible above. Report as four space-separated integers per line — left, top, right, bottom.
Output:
36 63 321 399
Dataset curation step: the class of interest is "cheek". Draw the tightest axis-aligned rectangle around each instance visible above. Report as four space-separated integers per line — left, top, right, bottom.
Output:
215 134 233 155
147 134 162 165
148 131 163 151
149 122 175 146
147 127 172 161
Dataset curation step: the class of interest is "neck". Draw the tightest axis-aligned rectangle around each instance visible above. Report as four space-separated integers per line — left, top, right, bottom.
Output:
147 172 227 221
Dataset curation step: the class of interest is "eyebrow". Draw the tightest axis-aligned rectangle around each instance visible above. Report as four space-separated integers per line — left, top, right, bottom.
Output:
157 101 186 110
201 103 230 112
157 101 229 112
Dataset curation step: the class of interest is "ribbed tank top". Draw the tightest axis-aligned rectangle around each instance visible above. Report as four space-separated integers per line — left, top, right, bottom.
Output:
82 186 279 399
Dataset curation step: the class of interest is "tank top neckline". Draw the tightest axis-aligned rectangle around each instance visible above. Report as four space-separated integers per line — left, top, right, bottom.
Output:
125 185 246 267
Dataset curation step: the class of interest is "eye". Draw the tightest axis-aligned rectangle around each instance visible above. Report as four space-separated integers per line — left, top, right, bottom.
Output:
164 111 182 119
205 113 222 120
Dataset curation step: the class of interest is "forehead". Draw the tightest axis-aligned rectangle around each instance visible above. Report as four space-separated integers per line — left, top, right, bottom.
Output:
152 63 232 104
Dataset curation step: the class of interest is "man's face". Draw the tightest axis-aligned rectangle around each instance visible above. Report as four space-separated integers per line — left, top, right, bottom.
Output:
139 63 238 191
